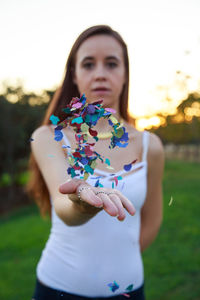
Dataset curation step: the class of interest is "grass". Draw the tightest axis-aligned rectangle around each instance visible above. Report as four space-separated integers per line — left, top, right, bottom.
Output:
0 160 199 300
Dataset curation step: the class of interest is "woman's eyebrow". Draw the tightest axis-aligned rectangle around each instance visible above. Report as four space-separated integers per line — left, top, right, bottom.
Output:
81 56 94 62
81 55 120 62
105 56 120 61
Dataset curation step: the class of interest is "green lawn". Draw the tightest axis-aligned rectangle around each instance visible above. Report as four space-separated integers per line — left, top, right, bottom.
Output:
0 160 199 300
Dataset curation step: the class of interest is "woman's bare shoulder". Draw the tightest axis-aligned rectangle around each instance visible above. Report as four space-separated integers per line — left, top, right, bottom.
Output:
31 125 57 153
147 132 165 162
32 125 52 139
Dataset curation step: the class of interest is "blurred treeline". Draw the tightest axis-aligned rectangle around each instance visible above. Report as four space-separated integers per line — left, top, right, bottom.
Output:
0 84 55 213
151 92 200 144
0 83 200 213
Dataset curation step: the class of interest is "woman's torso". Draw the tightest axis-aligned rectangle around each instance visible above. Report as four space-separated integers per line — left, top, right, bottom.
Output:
36 126 150 297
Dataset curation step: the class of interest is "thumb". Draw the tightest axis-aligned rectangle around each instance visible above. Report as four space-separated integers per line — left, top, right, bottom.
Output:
59 178 84 194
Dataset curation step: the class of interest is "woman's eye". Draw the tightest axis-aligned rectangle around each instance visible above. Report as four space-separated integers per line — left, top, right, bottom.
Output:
83 62 94 69
107 62 118 69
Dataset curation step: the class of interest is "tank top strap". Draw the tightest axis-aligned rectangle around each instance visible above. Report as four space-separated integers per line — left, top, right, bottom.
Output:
61 130 72 154
142 130 150 162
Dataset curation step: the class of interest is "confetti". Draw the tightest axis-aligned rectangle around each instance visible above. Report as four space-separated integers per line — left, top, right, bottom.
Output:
62 145 71 149
50 114 60 125
124 163 132 172
126 284 134 291
107 281 119 292
169 196 173 206
123 160 137 172
122 293 130 298
50 94 131 185
105 158 111 166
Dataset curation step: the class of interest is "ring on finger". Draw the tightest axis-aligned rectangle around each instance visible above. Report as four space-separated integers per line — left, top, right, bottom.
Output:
95 191 108 196
106 192 116 196
77 187 91 201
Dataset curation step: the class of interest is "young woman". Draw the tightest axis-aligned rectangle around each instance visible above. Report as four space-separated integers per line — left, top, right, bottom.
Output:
29 25 165 300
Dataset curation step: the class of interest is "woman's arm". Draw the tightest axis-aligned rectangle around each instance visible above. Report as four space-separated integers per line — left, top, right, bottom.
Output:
139 132 165 252
31 125 135 226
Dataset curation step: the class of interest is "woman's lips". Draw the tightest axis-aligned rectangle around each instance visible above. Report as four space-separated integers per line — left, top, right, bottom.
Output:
91 88 111 95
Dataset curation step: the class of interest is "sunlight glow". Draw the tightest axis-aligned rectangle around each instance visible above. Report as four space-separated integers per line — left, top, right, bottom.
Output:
0 0 200 130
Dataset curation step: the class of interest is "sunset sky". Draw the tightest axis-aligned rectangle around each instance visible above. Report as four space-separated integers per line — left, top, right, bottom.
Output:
0 0 200 129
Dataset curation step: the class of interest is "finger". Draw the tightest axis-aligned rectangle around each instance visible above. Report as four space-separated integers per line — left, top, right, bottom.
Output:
96 193 118 217
109 194 126 221
116 191 136 216
59 178 85 194
79 186 103 208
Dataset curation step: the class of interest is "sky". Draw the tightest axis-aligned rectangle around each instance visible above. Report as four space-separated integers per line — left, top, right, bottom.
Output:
0 0 200 128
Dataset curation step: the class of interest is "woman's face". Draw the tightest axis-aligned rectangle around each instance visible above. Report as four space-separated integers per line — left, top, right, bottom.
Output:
73 34 126 109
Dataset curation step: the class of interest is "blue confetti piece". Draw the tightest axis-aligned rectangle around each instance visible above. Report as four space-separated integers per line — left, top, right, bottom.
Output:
81 157 89 165
95 179 100 187
54 130 63 141
107 281 119 292
90 176 104 179
108 119 113 126
115 142 129 148
124 163 132 171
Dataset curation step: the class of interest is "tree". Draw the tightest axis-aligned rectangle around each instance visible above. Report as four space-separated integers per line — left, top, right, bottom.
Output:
151 92 200 144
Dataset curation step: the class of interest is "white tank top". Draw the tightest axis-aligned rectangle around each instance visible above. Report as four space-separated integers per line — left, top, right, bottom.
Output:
36 130 150 297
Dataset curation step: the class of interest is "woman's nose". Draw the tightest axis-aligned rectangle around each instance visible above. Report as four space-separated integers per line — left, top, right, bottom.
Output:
94 64 107 81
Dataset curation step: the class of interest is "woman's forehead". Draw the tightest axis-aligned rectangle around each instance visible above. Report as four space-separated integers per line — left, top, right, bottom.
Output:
76 35 123 60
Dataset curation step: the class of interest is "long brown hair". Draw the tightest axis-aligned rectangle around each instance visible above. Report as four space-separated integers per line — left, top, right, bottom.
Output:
27 25 131 217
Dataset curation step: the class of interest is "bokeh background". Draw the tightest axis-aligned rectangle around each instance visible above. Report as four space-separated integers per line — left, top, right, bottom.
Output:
0 0 200 299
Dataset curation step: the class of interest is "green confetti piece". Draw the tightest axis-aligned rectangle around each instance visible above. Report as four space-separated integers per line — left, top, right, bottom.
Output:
81 123 89 132
84 165 94 174
68 157 75 165
71 168 76 178
109 115 118 124
62 107 71 114
113 127 124 138
85 114 91 123
83 172 89 180
92 114 98 122
99 183 104 187
90 160 97 169
117 176 123 180
71 116 83 124
112 182 114 189
126 284 134 291
105 158 111 166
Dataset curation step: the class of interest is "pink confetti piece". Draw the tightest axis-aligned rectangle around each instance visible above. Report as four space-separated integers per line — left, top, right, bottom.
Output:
114 176 118 186
122 293 130 298
72 102 83 108
105 108 116 113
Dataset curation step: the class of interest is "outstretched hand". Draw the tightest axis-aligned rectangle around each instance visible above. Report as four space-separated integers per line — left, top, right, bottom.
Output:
59 179 135 221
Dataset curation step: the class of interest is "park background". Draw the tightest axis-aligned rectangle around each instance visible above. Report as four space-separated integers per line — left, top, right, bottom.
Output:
0 0 200 299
